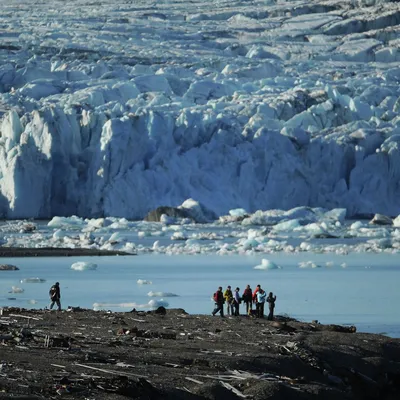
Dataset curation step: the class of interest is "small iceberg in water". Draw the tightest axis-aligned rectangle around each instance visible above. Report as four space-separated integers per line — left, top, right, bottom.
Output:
10 286 24 293
20 277 46 283
137 279 152 285
147 291 179 297
71 262 98 271
298 261 322 269
254 259 280 270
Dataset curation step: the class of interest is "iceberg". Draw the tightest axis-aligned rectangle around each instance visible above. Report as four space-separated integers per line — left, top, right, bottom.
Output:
147 291 179 297
71 262 98 271
137 279 152 285
10 286 24 293
20 278 46 283
148 299 169 309
254 259 280 270
298 261 322 269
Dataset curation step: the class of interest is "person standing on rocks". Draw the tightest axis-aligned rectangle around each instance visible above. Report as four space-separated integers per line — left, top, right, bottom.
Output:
256 288 266 318
212 286 225 317
49 282 61 311
252 284 261 305
223 285 234 316
233 287 241 316
242 284 253 315
267 292 277 320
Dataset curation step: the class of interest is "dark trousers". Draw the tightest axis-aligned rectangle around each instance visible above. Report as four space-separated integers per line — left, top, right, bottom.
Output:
50 298 61 311
244 300 252 314
256 302 264 318
268 306 274 320
233 302 240 316
212 302 224 317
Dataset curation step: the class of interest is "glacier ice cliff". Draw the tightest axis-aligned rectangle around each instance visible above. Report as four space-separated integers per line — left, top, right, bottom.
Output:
1 0 400 218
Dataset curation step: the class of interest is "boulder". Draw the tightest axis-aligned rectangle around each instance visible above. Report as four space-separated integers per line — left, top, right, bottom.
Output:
144 206 190 222
369 214 393 225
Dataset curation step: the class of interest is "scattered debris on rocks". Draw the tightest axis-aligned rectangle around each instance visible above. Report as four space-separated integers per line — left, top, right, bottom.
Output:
0 308 399 399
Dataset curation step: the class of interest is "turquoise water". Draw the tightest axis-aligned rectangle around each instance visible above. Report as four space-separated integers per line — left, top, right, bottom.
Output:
1 253 399 337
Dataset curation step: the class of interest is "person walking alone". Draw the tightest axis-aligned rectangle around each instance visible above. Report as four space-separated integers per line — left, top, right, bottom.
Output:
267 292 277 320
256 288 266 318
242 284 252 315
49 282 61 311
212 287 225 317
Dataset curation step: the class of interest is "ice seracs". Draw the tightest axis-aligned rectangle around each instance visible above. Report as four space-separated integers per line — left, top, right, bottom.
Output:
1 1 400 218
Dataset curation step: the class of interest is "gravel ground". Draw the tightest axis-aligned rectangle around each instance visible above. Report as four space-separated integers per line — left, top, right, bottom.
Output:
0 307 399 399
0 248 132 257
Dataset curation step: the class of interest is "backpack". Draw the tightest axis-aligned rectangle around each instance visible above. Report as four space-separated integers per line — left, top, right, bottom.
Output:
213 292 219 302
49 286 57 299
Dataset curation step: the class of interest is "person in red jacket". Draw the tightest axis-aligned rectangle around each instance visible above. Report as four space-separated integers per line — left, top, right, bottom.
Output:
252 284 261 303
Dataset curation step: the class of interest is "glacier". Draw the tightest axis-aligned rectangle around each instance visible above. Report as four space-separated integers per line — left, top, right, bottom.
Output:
1 0 400 218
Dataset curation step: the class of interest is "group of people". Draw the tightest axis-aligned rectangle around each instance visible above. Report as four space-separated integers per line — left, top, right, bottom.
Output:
47 281 276 319
212 284 276 319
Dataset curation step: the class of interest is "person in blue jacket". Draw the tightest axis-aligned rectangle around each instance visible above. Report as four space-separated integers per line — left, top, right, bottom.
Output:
256 288 266 318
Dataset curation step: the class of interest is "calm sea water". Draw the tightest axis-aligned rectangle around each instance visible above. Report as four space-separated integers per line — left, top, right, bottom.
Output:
1 253 399 337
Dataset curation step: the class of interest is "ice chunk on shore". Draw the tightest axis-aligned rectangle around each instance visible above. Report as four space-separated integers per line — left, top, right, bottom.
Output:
147 291 179 297
254 259 280 270
20 277 46 283
137 279 152 285
71 262 98 271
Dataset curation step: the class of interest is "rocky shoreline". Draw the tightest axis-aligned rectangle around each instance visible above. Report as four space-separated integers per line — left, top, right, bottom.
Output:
0 247 133 257
0 308 399 399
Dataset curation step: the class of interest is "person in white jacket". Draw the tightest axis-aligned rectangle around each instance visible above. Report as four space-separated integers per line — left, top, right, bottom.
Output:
233 287 241 316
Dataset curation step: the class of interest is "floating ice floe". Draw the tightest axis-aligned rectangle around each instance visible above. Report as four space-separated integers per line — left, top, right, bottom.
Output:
10 286 24 293
298 261 322 269
93 299 169 311
325 262 334 268
148 299 169 308
20 277 46 283
71 262 98 271
254 259 280 270
137 279 152 285
147 291 179 297
0 264 19 271
48 216 84 228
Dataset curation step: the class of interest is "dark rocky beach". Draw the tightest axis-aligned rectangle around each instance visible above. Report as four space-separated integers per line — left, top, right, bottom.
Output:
0 307 399 400
0 248 132 257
